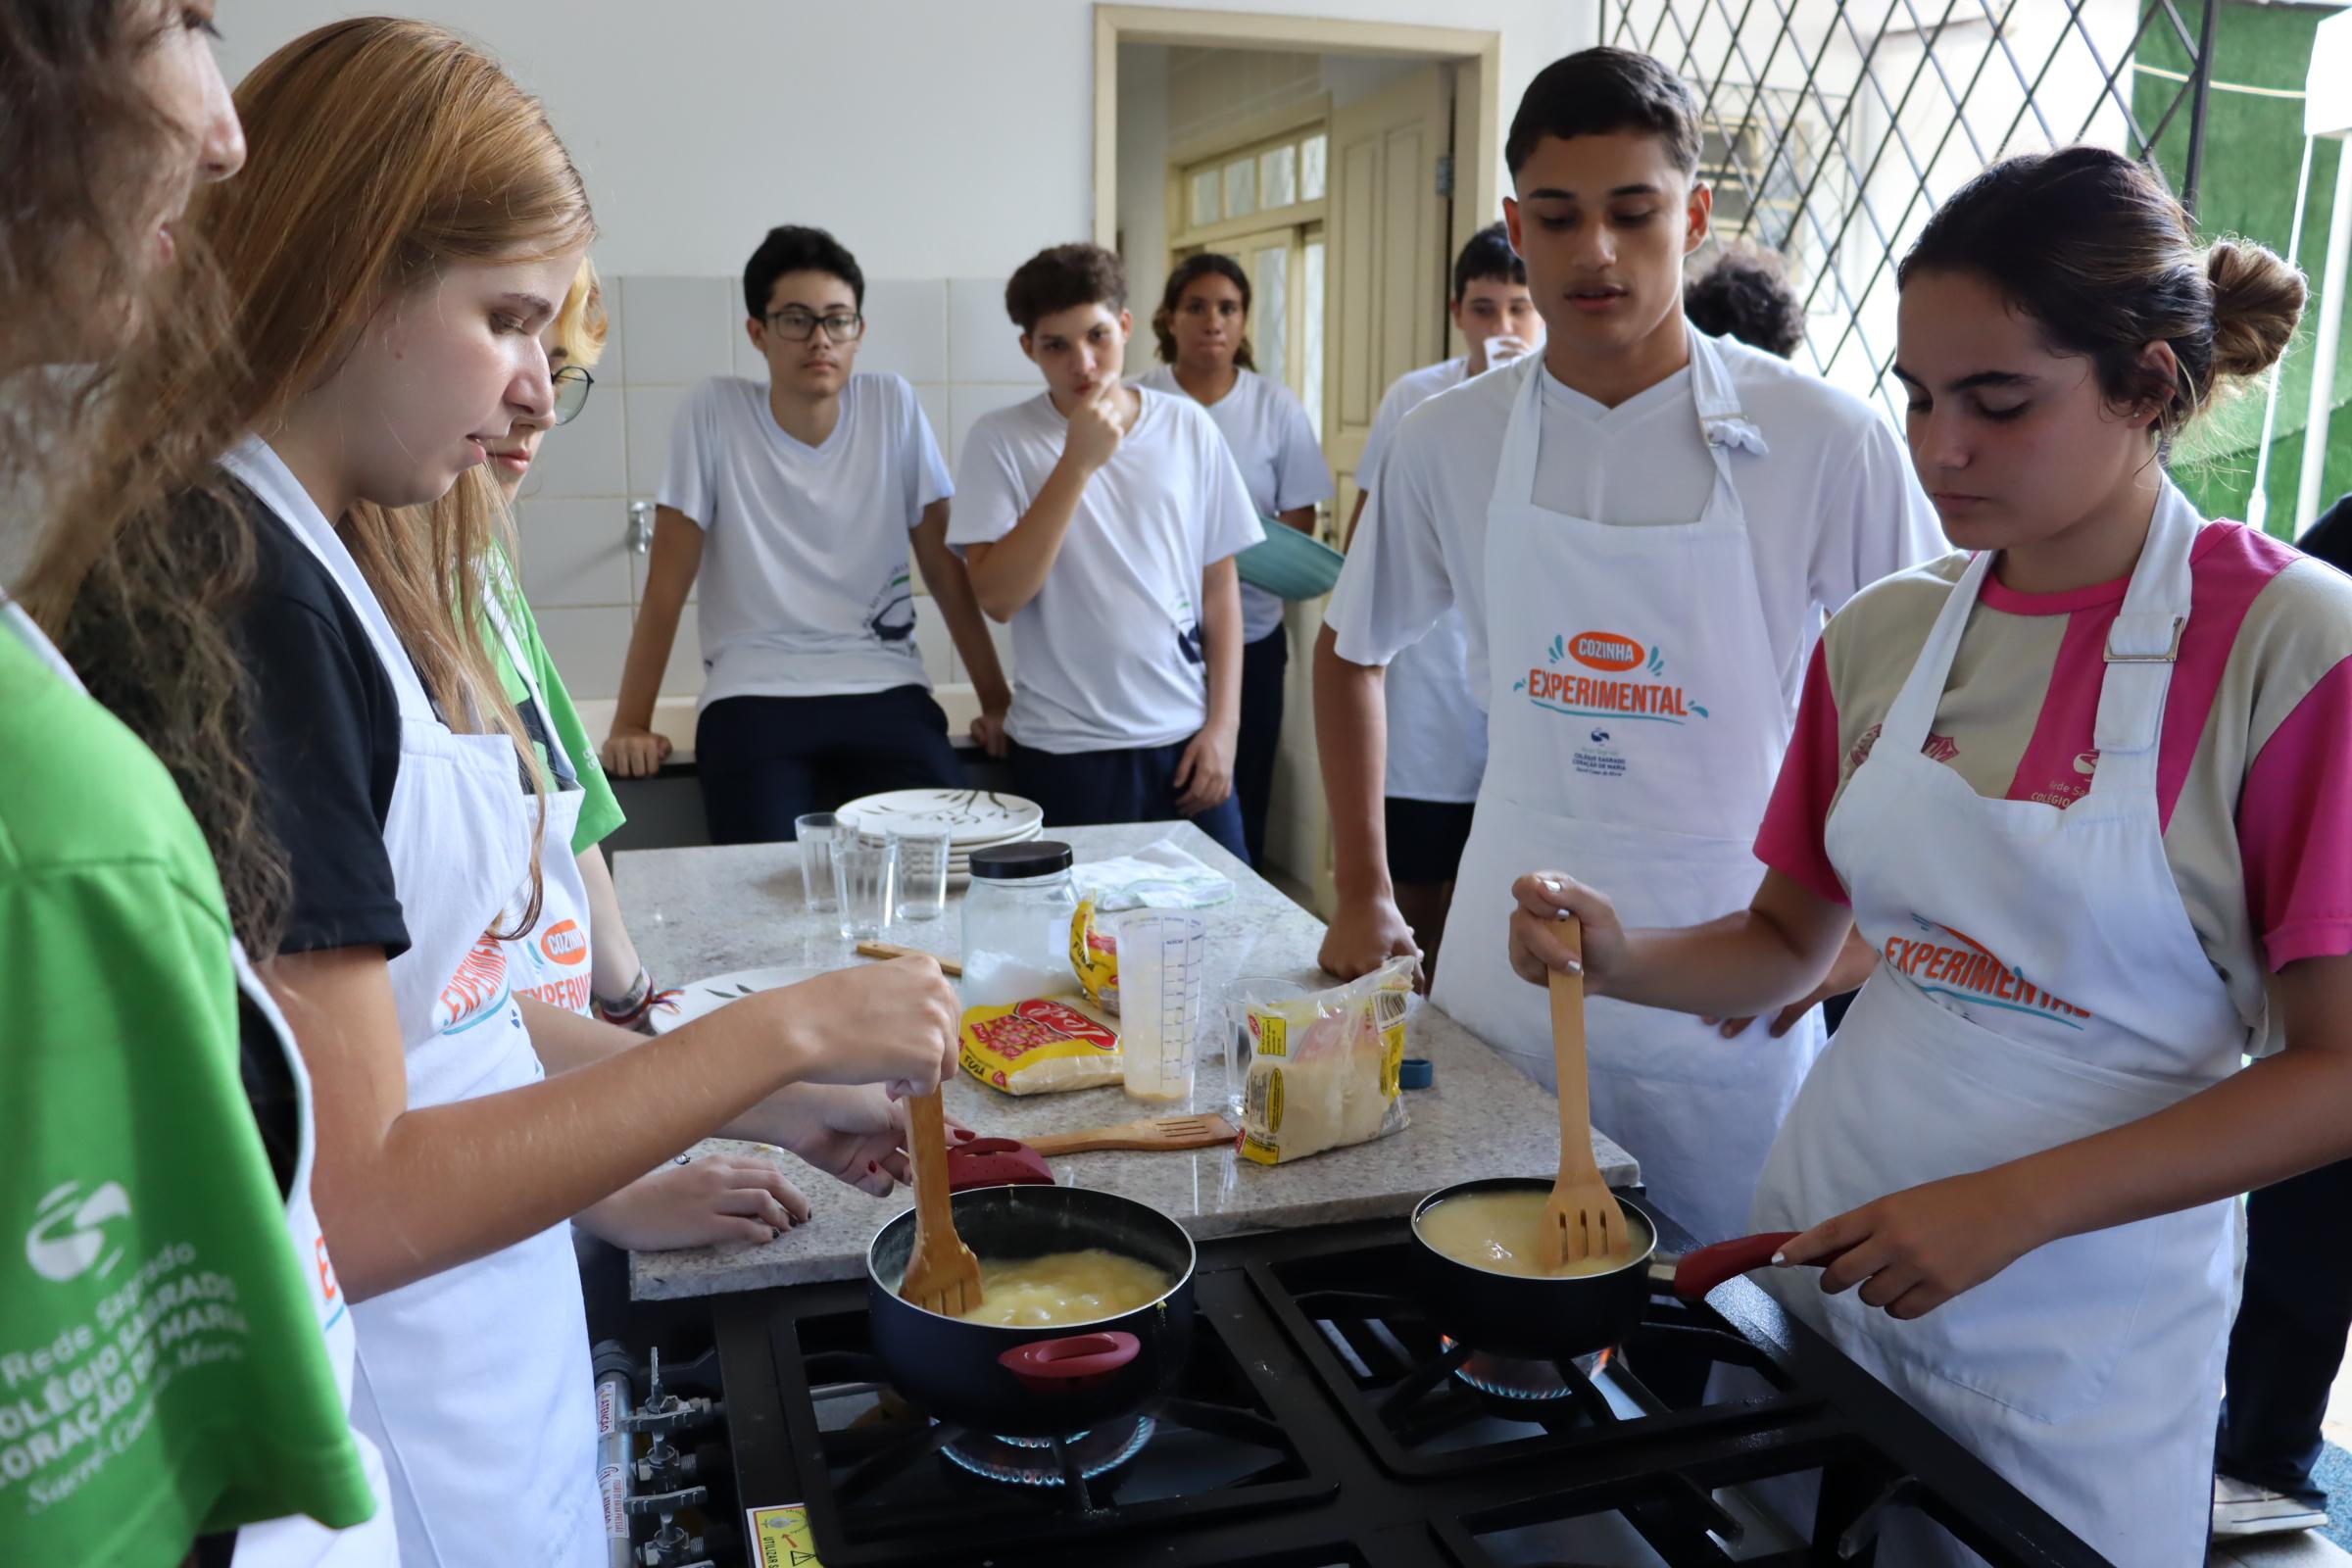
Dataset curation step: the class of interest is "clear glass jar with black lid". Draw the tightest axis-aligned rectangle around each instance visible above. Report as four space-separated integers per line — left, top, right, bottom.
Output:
958 841 1078 1007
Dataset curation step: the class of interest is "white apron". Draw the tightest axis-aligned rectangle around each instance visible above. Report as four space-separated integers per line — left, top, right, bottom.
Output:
221 440 603 1568
1752 481 2247 1568
484 587 594 1018
1428 334 1821 1244
0 602 397 1567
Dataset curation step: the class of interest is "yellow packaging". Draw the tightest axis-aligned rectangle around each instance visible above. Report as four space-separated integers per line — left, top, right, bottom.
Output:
1238 957 1413 1164
960 994 1124 1095
1068 898 1121 1013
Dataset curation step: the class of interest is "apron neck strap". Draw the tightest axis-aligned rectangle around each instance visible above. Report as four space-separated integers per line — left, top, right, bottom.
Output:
1492 352 1549 503
1493 329 1762 516
2085 481 2198 775
481 554 578 790
1688 326 1769 461
1878 549 1995 757
1 599 83 691
220 436 445 727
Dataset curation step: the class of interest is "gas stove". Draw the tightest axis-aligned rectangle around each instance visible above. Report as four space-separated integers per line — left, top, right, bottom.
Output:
646 1206 2118 1568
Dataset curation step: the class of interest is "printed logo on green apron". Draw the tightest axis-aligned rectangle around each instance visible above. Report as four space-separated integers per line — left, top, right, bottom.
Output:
1513 629 1713 778
1886 914 2093 1029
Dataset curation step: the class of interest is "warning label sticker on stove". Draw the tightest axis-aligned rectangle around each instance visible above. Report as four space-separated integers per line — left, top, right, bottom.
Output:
747 1503 823 1567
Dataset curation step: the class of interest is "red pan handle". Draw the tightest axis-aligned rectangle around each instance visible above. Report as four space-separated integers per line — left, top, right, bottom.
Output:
953 1137 1028 1156
998 1332 1142 1395
1671 1232 1800 1298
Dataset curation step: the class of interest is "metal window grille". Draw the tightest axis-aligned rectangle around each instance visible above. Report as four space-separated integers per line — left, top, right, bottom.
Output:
1599 1 2218 416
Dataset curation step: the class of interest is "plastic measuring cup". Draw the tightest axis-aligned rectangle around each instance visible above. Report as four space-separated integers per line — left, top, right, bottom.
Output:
1115 911 1206 1102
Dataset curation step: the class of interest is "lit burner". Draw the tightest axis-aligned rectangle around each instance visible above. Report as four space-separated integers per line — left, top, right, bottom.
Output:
939 1414 1157 1486
1440 1337 1611 1403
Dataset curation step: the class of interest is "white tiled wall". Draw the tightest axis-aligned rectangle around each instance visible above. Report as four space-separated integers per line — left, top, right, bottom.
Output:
512 273 1039 701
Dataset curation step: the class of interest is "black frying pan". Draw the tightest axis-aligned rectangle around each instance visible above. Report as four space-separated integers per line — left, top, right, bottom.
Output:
1410 1176 1798 1360
866 1183 1196 1438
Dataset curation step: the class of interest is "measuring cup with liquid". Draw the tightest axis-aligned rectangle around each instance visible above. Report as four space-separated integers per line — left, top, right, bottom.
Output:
1115 912 1206 1102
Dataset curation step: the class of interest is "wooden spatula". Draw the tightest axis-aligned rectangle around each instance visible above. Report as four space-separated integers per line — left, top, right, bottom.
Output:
898 1091 984 1316
1026 1113 1236 1156
1538 916 1636 1272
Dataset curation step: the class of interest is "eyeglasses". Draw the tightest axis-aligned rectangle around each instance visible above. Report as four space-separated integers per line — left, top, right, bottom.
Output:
763 308 865 344
552 366 594 425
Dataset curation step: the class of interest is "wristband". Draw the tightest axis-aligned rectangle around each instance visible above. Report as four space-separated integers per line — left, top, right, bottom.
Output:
593 969 680 1031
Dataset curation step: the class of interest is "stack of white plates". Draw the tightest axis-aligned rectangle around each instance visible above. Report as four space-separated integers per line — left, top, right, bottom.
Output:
836 789 1046 885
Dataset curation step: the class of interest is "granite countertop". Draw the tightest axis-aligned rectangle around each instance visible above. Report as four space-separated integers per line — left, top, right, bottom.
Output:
615 821 1639 1300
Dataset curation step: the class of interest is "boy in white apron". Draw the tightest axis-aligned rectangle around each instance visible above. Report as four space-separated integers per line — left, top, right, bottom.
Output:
1321 47 1938 1243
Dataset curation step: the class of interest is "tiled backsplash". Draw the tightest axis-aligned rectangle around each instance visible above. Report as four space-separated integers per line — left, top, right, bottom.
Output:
515 274 1037 702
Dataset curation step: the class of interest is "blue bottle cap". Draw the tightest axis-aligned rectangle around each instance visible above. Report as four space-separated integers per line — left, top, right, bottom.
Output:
1398 1056 1434 1090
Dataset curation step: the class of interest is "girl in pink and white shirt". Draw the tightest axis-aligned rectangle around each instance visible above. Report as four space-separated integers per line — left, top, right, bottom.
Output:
1503 146 2352 1567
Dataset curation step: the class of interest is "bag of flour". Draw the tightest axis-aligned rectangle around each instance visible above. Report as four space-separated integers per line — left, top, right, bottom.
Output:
1235 958 1413 1164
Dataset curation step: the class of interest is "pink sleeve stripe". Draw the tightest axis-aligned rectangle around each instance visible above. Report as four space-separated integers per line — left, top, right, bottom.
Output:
1754 639 1850 906
2239 654 2352 971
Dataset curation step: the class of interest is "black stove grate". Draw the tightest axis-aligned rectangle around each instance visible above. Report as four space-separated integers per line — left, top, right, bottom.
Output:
710 1215 2120 1568
1257 1239 1827 1482
729 1265 1336 1564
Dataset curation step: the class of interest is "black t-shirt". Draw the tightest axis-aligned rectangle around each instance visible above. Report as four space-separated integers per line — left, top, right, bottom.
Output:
2295 492 2352 576
227 481 412 961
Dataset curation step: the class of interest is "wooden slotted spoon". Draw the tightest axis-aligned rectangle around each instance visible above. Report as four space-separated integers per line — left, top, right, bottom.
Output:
1026 1113 1235 1156
1538 916 1636 1272
898 1091 984 1317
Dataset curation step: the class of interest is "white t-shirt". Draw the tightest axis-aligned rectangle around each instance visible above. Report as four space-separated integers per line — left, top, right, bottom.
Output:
1135 365 1334 644
949 388 1264 753
661 372 952 707
1355 358 1485 803
1328 335 1942 732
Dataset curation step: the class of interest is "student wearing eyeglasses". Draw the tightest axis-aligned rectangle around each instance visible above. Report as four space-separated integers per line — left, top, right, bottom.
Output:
453 258 811 1254
600 225 1011 845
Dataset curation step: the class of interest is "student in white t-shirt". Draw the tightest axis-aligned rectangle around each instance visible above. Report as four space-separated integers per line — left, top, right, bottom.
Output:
951 244 1263 860
1135 252 1333 868
600 225 1011 844
1341 221 1543 984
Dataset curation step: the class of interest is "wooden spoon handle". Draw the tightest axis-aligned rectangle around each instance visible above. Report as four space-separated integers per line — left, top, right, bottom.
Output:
906 1092 955 1226
1548 918 1599 1178
858 940 962 977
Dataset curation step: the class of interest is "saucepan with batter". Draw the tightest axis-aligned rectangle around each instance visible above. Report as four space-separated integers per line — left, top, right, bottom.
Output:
866 1183 1196 1436
1410 1175 1801 1359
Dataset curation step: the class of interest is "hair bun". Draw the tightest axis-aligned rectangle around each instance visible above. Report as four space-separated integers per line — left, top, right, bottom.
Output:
2206 238 2305 381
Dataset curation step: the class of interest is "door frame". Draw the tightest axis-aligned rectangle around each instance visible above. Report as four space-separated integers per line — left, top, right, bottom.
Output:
1092 5 1501 282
